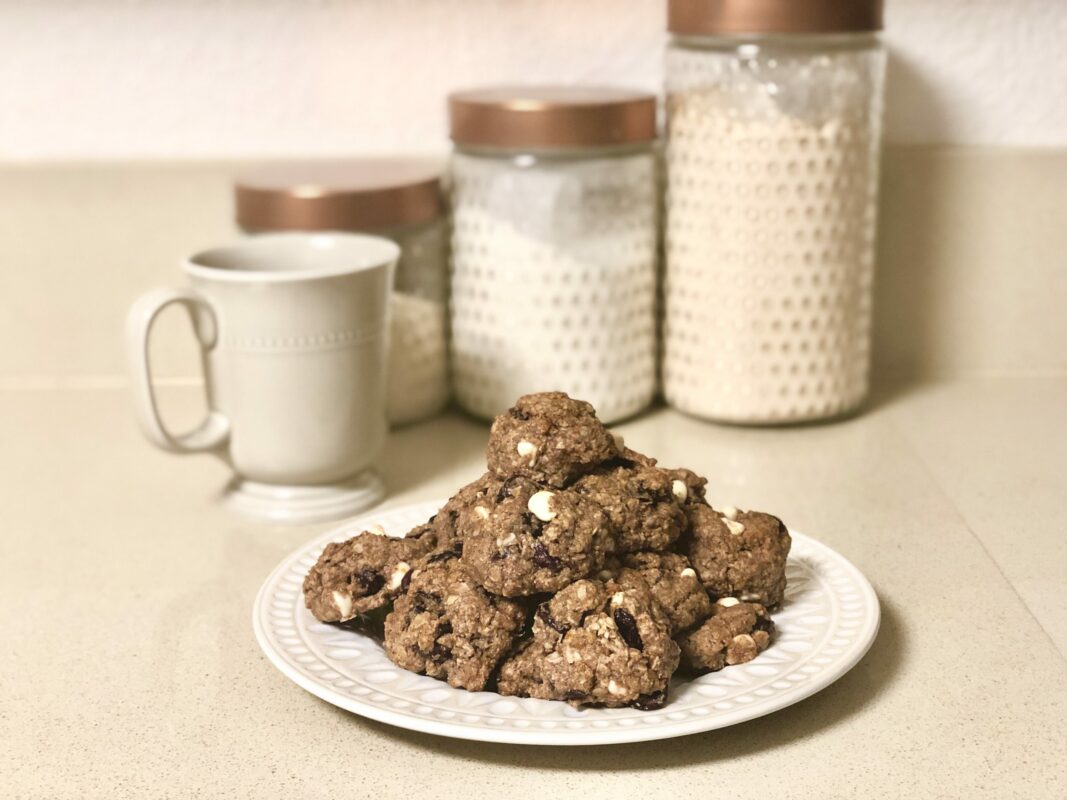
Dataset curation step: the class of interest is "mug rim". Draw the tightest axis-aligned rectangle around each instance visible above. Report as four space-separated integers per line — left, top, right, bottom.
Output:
184 231 400 283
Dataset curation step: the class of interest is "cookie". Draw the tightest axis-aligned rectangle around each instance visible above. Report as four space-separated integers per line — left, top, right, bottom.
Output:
573 457 687 553
430 472 503 547
661 467 708 507
486 392 619 488
497 578 680 709
303 530 432 622
383 554 525 691
461 477 613 596
682 504 791 608
616 551 712 634
676 598 774 673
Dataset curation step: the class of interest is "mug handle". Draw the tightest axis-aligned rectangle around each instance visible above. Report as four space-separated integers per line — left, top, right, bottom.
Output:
126 287 230 453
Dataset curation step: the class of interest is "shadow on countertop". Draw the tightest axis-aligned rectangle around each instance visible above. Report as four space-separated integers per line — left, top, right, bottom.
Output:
328 596 904 770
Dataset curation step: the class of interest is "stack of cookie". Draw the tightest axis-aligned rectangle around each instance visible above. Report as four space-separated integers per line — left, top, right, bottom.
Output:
303 392 790 710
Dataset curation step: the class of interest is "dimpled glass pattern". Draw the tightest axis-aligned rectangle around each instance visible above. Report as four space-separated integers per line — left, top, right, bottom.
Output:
450 150 657 423
664 36 885 423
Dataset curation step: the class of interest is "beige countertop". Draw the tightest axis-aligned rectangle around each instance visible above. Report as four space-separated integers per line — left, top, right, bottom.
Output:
2 377 1065 798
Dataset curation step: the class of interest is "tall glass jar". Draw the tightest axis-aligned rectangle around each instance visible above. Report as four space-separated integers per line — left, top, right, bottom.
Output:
664 0 886 424
448 87 659 423
235 161 450 426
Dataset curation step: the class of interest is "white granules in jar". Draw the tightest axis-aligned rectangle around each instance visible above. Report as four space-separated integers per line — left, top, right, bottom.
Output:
664 82 880 423
387 292 449 425
450 151 658 424
384 216 450 426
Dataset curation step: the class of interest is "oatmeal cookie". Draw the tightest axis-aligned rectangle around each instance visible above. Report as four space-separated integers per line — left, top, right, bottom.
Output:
383 555 525 691
661 467 708 507
303 530 433 622
429 472 504 547
617 551 712 634
497 578 680 709
573 457 687 553
676 598 774 673
461 477 613 596
682 504 791 607
486 392 619 488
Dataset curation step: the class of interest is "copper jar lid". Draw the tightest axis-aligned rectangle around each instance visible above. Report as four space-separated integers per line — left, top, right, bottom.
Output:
668 0 883 35
448 86 657 150
234 159 445 233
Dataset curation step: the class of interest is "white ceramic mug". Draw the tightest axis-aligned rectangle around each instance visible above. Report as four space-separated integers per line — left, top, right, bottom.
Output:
127 232 398 522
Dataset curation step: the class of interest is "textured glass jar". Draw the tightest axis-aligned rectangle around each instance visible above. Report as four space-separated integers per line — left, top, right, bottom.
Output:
234 161 450 426
448 87 659 423
664 1 886 424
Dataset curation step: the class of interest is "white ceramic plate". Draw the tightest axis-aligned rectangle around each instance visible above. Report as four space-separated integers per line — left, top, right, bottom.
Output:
253 501 879 746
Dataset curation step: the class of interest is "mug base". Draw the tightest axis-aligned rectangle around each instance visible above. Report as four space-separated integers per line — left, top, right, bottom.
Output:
223 471 385 524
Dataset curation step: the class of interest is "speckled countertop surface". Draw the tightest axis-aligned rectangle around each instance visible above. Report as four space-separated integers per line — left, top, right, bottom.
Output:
1 378 1065 798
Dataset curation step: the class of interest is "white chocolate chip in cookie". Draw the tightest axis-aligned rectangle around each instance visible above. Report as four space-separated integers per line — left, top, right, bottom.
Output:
671 480 688 502
331 591 353 619
528 490 557 522
721 505 740 521
610 591 626 606
717 597 740 607
611 432 625 451
723 518 746 535
388 561 411 589
365 523 386 536
474 505 490 520
607 679 626 696
495 532 517 547
516 440 538 464
680 567 697 578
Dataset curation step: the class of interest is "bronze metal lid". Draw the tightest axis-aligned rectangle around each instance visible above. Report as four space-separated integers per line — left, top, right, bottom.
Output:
448 86 657 150
668 0 883 35
234 159 445 233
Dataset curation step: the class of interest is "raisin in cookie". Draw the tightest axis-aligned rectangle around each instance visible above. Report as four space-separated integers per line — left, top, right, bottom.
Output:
616 551 712 634
497 578 680 709
682 504 791 608
383 555 525 691
303 531 432 622
573 457 687 553
676 598 774 673
486 392 619 488
461 478 613 596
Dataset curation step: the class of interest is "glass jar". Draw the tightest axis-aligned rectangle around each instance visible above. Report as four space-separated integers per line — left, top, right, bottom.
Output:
448 87 659 423
234 161 450 426
663 0 886 424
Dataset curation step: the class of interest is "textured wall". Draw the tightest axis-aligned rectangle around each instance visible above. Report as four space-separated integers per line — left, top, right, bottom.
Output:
2 0 1065 160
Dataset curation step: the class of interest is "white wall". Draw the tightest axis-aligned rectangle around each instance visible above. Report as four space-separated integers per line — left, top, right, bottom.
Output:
2 0 1065 161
